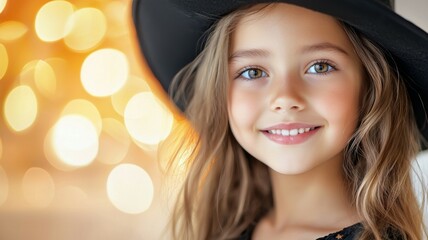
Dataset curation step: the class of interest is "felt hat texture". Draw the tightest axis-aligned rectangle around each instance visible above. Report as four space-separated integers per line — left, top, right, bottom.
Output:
132 0 428 146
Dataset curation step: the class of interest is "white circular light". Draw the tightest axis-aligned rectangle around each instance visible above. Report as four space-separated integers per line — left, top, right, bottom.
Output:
52 115 99 167
81 48 129 97
35 1 74 42
64 8 107 52
107 164 154 214
124 92 173 146
4 85 38 132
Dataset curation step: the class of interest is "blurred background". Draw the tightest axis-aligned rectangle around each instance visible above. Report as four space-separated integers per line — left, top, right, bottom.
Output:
0 0 427 239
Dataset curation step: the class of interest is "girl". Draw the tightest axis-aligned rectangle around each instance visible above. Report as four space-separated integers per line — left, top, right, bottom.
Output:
133 0 428 239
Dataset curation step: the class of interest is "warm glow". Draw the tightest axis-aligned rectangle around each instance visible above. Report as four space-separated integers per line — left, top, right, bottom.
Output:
124 92 173 146
35 1 74 42
0 137 2 160
111 75 151 116
64 8 107 52
104 1 128 38
35 60 57 98
61 99 102 135
107 164 154 214
0 166 8 206
158 122 194 173
44 127 77 171
0 21 28 41
22 167 55 208
54 185 87 208
19 60 38 86
0 0 6 14
81 48 129 97
52 115 99 167
0 43 7 80
4 85 38 132
98 118 130 165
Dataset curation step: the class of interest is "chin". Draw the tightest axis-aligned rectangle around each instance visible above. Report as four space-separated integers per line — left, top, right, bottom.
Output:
266 161 318 175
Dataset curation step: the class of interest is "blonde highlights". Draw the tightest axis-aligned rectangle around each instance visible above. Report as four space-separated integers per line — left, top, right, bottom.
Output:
342 24 425 239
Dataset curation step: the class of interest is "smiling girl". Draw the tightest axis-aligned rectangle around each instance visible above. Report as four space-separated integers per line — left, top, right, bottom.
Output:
133 0 428 239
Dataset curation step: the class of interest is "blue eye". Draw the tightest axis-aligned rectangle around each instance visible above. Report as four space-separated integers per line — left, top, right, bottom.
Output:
307 62 335 74
239 68 267 80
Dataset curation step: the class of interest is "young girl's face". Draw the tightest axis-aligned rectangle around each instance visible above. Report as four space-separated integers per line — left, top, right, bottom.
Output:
227 3 364 175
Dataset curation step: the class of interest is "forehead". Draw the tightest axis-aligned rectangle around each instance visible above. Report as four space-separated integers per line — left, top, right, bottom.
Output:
229 3 355 55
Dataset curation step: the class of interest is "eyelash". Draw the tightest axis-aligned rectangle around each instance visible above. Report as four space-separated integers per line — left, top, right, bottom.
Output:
306 60 337 75
235 66 267 80
234 60 338 80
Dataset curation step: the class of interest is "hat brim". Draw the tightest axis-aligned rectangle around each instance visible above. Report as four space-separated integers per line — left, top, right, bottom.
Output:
132 0 428 147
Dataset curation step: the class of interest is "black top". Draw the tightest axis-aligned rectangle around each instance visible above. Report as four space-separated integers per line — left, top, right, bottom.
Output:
239 222 363 240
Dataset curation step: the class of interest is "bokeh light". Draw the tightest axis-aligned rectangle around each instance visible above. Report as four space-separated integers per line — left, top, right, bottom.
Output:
52 115 99 167
111 75 151 116
107 163 154 214
81 48 129 97
64 8 107 52
0 43 7 80
0 0 6 14
34 60 57 98
124 92 174 146
19 60 39 85
0 167 8 207
4 85 38 132
35 1 75 42
97 118 130 165
0 21 28 41
44 127 78 172
61 99 102 135
104 1 129 38
22 167 55 208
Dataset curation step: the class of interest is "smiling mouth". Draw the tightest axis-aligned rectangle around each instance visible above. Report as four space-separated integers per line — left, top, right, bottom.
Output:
262 126 321 137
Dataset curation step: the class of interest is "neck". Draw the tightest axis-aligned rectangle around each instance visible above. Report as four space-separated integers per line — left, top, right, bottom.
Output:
268 154 360 230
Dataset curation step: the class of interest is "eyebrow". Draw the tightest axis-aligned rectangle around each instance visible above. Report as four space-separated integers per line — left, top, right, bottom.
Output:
302 42 349 56
228 49 270 62
228 42 349 62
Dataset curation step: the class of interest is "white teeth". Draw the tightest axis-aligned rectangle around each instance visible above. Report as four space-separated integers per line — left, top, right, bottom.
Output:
289 129 298 136
268 127 315 136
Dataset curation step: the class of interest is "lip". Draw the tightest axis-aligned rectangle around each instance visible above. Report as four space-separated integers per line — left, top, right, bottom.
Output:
262 123 319 131
260 123 322 145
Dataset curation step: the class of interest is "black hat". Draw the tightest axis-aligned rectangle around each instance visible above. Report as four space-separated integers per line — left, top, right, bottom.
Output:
132 0 428 145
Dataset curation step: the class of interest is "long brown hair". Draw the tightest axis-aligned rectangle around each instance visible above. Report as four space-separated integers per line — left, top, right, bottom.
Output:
164 4 425 240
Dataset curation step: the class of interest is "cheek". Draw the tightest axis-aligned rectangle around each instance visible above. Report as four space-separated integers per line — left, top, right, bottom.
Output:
313 82 361 134
228 86 262 131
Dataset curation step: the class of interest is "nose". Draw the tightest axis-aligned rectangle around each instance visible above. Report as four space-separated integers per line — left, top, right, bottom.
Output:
269 76 305 113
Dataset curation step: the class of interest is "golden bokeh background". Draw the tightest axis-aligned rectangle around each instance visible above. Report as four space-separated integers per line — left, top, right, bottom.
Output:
0 0 427 239
0 0 179 239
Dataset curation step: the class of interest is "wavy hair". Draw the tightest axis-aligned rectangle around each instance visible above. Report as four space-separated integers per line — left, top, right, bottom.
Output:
164 4 426 240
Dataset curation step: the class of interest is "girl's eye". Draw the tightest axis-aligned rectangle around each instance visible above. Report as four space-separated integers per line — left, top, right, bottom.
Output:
307 62 335 74
239 68 267 80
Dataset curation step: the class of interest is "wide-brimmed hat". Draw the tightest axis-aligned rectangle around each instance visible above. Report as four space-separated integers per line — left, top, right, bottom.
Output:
132 0 428 145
